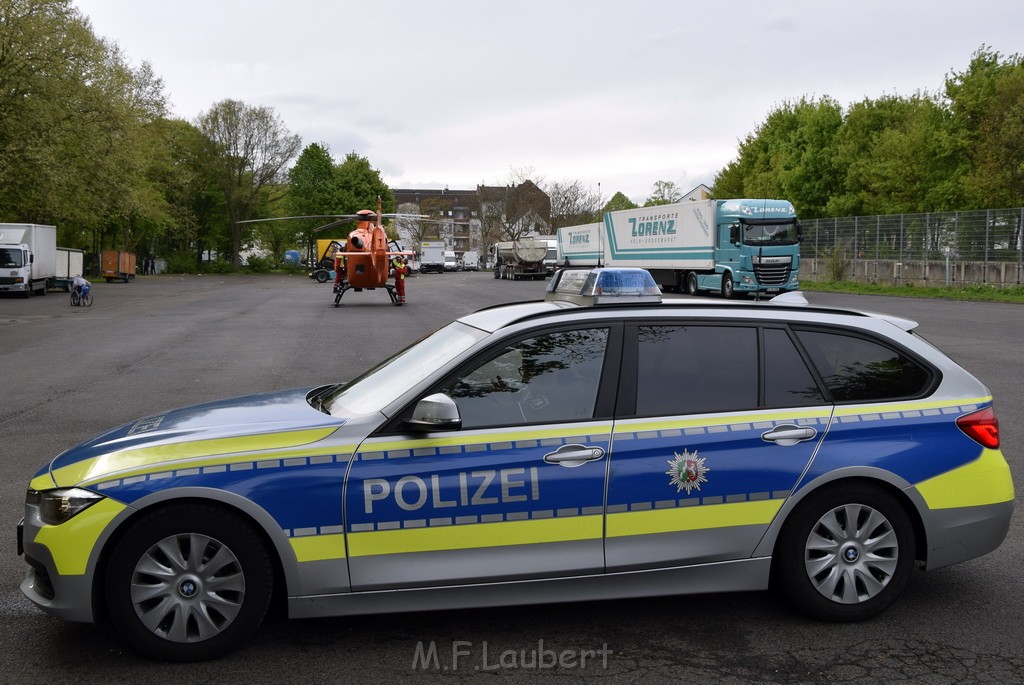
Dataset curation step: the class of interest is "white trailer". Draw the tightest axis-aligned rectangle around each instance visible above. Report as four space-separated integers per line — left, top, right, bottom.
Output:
0 223 57 297
55 248 85 291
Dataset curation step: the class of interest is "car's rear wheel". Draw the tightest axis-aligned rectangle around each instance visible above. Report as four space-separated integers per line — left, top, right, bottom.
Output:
104 503 273 661
774 483 914 622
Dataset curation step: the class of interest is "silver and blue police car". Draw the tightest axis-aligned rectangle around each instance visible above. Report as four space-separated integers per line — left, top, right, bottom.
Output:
18 268 1014 661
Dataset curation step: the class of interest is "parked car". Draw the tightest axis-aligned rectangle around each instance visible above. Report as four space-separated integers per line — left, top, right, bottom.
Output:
18 268 1013 661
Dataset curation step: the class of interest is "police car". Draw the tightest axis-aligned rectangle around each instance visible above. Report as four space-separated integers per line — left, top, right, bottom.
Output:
18 268 1014 661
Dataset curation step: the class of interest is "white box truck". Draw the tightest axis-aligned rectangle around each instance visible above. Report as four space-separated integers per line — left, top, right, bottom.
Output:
557 199 802 298
420 241 445 274
0 223 57 297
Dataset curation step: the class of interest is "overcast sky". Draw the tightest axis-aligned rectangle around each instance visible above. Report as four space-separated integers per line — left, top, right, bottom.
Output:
74 0 1022 204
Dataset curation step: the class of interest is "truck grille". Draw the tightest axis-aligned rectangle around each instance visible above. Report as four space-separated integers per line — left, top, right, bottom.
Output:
755 265 791 286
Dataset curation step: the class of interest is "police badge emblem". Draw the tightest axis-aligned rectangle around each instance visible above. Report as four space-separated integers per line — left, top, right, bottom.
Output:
666 449 710 494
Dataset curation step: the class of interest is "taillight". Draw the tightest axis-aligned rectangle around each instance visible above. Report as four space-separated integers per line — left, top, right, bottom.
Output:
956 406 1000 449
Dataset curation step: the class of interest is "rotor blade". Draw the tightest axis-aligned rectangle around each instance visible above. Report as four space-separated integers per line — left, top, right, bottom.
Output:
313 219 358 233
238 214 358 224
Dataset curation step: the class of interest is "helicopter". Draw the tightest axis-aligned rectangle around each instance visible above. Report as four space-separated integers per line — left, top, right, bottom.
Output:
241 198 429 307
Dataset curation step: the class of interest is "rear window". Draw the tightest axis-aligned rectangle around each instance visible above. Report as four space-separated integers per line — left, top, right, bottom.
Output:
794 329 931 402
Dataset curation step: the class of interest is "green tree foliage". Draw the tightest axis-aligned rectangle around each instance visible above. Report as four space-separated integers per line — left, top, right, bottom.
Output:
946 48 1024 208
196 99 301 266
0 0 174 253
713 50 1024 218
712 97 843 217
333 152 395 216
644 180 683 206
603 191 638 213
828 95 959 215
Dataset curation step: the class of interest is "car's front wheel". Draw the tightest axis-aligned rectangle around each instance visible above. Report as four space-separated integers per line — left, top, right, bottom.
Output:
104 503 274 661
774 483 914 622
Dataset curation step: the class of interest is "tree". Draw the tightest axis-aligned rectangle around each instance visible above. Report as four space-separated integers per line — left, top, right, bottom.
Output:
545 179 602 228
288 142 343 254
479 168 551 243
603 191 638 213
333 152 395 216
196 99 301 266
644 180 683 207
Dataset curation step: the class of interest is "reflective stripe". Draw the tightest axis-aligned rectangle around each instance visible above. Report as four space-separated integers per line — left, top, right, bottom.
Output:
33 499 126 575
832 396 991 418
915 448 1015 509
606 499 783 538
289 534 347 562
348 515 602 557
53 427 344 487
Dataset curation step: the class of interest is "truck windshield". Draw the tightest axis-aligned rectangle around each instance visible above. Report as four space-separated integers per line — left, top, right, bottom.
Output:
0 248 24 268
322 321 487 417
742 221 799 246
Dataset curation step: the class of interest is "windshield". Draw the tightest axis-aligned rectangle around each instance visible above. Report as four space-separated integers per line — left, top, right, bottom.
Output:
322 321 487 416
742 221 800 246
0 248 24 268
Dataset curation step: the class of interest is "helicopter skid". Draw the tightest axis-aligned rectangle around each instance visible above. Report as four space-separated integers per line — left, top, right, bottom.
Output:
332 283 403 307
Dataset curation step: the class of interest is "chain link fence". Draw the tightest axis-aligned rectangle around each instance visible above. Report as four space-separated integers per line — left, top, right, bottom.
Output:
800 208 1024 287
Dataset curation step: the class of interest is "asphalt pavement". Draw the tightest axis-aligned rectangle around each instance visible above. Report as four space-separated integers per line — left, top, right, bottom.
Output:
0 272 1020 683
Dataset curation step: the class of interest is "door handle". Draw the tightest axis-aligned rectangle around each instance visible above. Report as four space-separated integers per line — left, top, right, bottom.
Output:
761 425 817 446
543 444 605 467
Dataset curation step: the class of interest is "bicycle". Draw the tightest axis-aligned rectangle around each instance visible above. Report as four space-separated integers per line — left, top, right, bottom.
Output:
70 284 93 307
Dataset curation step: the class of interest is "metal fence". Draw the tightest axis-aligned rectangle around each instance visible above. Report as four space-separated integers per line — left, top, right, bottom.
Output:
800 207 1024 287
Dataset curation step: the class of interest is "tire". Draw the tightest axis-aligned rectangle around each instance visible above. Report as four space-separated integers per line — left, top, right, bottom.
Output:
686 272 700 296
70 293 79 307
83 292 93 307
773 483 915 622
314 270 330 284
721 273 736 299
104 503 274 661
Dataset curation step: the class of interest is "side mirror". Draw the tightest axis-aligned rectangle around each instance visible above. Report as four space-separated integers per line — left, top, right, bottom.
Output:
729 224 740 245
796 222 803 243
405 393 462 432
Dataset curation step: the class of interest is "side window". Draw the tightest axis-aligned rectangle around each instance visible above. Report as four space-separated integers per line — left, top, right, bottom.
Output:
636 326 757 416
442 328 609 429
794 329 931 402
763 328 826 407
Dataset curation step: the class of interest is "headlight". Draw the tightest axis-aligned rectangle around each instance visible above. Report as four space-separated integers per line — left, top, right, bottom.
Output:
30 488 104 525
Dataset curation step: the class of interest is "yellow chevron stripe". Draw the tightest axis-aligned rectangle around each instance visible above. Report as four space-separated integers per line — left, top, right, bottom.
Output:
33 499 126 575
29 473 56 491
915 448 1015 509
289 533 347 562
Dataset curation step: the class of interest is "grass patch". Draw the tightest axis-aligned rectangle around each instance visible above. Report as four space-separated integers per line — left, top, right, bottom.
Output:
799 279 1024 303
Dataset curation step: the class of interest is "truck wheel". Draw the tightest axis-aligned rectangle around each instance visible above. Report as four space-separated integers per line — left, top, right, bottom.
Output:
314 270 330 284
104 503 274 662
773 483 914 622
686 272 700 296
722 273 737 299
493 268 500 279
